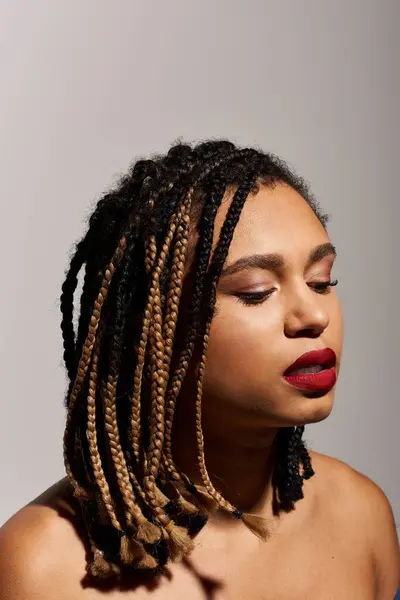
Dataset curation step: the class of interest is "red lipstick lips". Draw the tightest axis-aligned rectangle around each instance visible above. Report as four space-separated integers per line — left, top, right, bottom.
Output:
283 348 337 392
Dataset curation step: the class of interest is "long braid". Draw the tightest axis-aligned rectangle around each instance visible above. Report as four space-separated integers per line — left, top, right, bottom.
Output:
71 245 138 577
64 237 127 498
148 205 188 479
60 238 88 382
162 163 240 482
128 190 166 469
128 229 157 466
101 374 161 555
82 318 149 574
99 232 162 550
129 189 189 469
128 197 175 468
146 193 199 516
86 320 122 531
140 204 195 559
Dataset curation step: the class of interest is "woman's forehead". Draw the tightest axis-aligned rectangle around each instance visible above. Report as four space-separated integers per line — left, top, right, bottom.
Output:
213 183 329 263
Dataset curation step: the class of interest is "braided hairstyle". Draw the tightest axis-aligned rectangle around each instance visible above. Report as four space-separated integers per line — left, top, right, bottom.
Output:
60 140 328 579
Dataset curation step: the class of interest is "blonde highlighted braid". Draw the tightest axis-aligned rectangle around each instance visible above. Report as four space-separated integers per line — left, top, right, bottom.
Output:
63 237 127 499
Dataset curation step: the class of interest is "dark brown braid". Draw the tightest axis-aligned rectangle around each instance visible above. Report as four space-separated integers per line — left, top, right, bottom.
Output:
60 140 329 579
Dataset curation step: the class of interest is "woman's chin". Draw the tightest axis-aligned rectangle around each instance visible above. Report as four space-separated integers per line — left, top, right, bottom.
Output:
293 391 335 425
272 390 335 427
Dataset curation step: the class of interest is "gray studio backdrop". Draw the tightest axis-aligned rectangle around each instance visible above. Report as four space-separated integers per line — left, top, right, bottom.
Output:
0 0 399 531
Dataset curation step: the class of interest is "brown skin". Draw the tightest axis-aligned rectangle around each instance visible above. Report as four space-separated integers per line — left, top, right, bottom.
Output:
0 184 398 599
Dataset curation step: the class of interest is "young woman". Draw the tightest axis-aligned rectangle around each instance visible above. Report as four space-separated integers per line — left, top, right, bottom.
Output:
1 140 399 599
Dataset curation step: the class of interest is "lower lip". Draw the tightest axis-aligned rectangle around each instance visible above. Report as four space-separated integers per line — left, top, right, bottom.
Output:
283 367 337 391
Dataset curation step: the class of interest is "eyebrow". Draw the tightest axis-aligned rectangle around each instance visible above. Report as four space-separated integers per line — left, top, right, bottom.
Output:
220 242 337 279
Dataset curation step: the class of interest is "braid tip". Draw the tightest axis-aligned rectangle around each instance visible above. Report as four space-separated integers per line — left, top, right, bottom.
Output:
163 481 199 516
175 494 199 516
120 535 144 565
154 486 171 507
240 513 273 542
136 552 158 570
137 519 162 544
165 521 195 561
88 550 120 580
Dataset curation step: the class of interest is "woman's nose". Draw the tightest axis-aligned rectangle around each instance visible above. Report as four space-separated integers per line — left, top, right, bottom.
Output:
284 289 330 338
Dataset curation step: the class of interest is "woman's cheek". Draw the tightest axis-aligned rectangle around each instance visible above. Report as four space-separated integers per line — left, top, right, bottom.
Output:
207 308 275 383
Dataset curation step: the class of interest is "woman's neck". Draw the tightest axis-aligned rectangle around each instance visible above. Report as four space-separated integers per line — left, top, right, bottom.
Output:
172 395 279 515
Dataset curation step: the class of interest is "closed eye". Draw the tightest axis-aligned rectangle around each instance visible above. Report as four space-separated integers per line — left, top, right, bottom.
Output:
234 279 338 306
309 279 338 294
234 289 275 306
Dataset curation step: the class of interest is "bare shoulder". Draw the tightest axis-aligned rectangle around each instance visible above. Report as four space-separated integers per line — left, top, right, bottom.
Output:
309 451 400 594
0 480 88 600
309 450 398 523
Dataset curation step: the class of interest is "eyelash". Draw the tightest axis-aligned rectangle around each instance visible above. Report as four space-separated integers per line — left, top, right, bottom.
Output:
235 279 339 306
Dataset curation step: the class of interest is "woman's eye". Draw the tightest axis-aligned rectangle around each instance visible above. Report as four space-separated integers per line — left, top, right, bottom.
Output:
234 280 338 306
309 279 339 294
235 290 275 306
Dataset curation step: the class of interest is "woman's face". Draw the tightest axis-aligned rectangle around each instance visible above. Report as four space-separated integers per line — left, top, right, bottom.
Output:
200 183 343 432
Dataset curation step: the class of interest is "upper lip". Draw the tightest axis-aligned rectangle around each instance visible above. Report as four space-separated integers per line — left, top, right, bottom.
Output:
283 348 337 376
